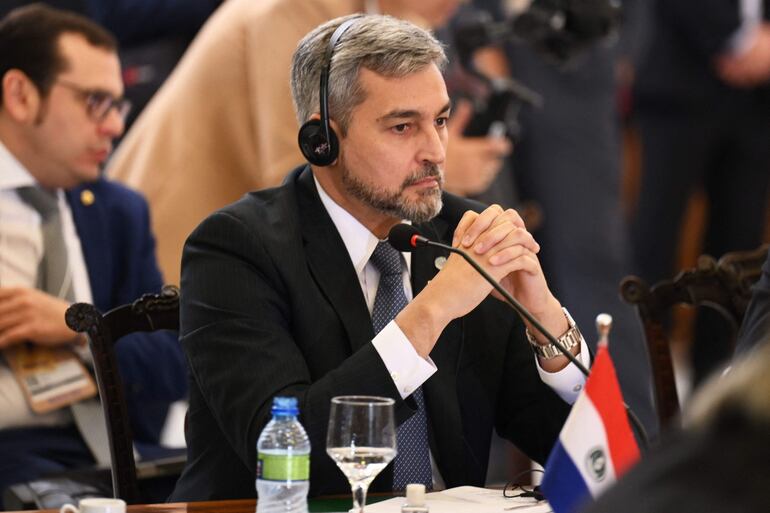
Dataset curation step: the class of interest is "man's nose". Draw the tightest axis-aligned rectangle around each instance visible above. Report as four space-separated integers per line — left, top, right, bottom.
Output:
418 125 446 164
98 107 125 139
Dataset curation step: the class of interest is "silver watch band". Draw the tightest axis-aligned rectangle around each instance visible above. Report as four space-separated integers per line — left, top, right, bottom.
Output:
526 308 583 360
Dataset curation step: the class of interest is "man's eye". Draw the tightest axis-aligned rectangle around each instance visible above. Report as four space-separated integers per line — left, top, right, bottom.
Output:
436 116 448 128
86 93 110 108
392 123 410 134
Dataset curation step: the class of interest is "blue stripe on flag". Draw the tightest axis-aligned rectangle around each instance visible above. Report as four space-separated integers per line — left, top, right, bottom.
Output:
541 441 592 513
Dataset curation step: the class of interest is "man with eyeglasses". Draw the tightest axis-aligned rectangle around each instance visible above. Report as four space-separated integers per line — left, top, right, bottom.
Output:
0 5 186 504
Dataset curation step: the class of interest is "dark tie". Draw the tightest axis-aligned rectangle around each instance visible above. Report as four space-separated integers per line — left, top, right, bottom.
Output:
16 186 75 301
369 241 433 490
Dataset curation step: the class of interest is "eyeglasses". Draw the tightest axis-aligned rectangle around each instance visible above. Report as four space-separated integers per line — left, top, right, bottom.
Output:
56 79 132 122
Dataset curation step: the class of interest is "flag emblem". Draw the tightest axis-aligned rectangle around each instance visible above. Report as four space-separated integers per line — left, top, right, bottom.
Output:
585 447 607 483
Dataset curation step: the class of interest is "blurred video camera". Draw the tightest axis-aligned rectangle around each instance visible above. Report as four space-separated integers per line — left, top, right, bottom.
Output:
451 0 620 140
457 76 542 141
454 0 621 67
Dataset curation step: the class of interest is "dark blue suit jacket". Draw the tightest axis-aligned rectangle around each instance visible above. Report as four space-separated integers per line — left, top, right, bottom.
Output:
66 178 187 454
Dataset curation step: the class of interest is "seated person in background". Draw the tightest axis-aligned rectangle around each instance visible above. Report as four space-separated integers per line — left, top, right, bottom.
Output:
0 0 224 130
735 246 770 356
106 0 511 286
0 4 186 504
172 14 589 501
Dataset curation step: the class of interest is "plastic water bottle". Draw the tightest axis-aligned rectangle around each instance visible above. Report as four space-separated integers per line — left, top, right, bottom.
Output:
256 397 310 513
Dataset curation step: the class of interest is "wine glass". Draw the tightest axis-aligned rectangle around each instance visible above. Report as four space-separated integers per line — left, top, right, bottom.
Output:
326 396 397 513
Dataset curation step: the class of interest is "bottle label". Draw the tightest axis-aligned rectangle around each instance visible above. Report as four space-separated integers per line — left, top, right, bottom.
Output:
257 452 310 481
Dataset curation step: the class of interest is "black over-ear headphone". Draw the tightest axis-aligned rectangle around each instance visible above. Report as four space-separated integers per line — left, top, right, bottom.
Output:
297 17 362 166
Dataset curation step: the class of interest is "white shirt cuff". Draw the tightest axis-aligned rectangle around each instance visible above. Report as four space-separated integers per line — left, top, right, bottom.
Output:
727 23 760 55
372 320 437 400
726 0 763 55
535 338 591 404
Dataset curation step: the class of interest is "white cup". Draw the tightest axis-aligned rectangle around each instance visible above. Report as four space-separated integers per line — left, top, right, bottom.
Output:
59 498 126 513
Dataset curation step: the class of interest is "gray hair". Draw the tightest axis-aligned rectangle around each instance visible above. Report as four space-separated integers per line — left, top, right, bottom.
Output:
290 14 447 135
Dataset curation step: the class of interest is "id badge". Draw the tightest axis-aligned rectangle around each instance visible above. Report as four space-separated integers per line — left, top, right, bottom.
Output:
2 344 97 413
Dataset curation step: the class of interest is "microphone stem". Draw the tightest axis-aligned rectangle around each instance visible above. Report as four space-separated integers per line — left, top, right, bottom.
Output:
428 241 590 376
425 241 650 447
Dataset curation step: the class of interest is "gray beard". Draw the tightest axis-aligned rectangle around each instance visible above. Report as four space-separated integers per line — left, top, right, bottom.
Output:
341 163 444 224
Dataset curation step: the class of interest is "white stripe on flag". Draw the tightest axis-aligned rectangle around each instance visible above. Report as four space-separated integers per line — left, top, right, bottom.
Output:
559 392 618 497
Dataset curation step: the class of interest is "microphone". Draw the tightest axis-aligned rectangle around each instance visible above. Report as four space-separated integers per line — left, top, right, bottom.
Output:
387 223 430 252
388 223 649 446
388 223 589 376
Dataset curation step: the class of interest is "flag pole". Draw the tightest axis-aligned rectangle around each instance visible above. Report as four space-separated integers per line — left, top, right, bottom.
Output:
594 313 649 449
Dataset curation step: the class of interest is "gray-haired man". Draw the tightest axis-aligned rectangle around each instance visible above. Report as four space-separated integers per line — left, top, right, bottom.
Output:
172 14 589 501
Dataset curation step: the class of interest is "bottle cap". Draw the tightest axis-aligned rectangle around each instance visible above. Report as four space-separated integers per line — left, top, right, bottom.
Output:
405 484 426 506
271 396 299 415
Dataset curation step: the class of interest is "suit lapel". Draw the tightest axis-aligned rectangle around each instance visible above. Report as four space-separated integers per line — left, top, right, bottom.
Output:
294 168 374 354
66 184 112 311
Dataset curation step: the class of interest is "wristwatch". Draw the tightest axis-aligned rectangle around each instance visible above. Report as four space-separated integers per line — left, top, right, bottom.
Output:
526 308 582 360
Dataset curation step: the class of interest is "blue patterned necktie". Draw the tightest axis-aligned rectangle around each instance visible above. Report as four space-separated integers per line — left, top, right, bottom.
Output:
369 241 433 490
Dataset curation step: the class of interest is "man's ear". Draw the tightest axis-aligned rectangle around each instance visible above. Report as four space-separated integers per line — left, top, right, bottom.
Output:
328 117 343 141
308 112 343 137
329 117 345 159
1 70 42 123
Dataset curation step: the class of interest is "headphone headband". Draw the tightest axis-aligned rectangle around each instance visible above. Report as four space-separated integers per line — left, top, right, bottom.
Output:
319 16 363 144
298 15 364 167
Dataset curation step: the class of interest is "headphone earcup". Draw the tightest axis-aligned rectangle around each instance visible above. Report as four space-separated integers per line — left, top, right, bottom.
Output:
297 119 339 167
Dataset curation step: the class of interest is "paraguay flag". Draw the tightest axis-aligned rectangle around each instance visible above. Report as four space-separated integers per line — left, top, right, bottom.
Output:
540 338 640 513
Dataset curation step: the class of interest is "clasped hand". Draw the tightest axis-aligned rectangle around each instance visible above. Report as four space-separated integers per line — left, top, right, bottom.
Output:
430 204 556 322
0 287 80 348
397 205 567 360
716 23 770 87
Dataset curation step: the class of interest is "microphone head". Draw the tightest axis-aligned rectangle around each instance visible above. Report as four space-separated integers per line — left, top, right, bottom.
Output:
388 223 423 252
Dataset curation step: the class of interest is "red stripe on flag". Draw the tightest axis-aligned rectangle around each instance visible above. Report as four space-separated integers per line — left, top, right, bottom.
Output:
584 345 640 475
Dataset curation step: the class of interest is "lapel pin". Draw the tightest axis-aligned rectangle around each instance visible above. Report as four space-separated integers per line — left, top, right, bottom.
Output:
434 256 447 270
80 189 95 206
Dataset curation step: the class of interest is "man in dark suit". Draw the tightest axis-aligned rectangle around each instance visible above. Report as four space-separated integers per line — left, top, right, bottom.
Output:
0 5 186 502
633 0 770 384
173 14 591 501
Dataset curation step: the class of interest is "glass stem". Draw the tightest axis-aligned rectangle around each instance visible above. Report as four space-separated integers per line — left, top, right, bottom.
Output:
352 482 369 513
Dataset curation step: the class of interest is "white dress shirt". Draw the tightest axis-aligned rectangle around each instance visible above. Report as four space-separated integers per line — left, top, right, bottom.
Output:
0 138 94 429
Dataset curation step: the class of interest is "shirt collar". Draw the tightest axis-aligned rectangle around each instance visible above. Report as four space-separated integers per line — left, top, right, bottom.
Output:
313 173 412 276
0 138 36 190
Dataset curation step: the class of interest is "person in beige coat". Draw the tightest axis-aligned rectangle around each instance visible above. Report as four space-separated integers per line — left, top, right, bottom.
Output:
107 0 511 284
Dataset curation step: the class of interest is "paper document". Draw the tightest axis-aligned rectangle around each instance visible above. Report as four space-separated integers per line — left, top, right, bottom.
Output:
364 486 551 512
